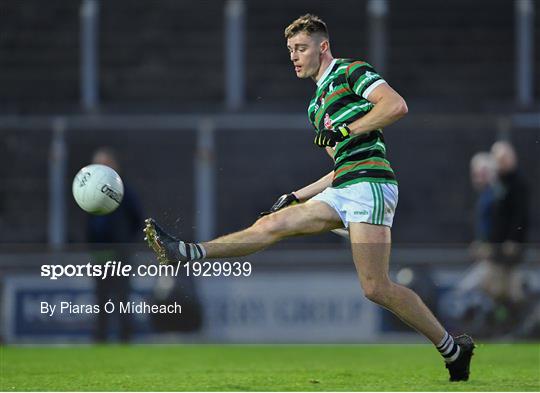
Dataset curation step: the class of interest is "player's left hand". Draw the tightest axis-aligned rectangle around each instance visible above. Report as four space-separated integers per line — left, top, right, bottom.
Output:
259 193 299 217
314 125 351 147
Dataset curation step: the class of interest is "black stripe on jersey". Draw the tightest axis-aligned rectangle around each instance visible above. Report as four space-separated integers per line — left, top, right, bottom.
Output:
323 95 365 124
339 111 376 130
309 111 316 127
347 64 377 87
332 168 396 187
325 74 348 89
335 130 383 155
334 149 386 169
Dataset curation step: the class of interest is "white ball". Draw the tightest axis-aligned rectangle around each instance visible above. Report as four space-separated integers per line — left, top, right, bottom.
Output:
72 164 124 215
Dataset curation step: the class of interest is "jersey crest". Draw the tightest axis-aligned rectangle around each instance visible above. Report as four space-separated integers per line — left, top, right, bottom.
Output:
324 113 332 129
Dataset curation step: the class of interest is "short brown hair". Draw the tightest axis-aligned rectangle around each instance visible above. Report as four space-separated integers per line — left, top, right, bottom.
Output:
284 14 329 39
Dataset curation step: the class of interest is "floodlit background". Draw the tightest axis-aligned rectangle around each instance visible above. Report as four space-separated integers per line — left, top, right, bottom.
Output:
0 0 538 344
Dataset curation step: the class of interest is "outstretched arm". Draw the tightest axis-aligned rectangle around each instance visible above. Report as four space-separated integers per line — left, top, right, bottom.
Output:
293 147 335 201
293 170 333 201
260 148 334 215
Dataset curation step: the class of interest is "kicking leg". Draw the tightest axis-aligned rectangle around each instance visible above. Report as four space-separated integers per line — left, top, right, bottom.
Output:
349 222 474 381
203 200 341 257
144 200 342 263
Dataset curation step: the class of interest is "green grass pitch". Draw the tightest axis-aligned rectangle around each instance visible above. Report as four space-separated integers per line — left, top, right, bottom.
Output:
1 344 539 391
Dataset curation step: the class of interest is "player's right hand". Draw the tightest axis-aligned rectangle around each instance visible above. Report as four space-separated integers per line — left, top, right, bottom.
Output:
314 125 351 147
259 193 299 216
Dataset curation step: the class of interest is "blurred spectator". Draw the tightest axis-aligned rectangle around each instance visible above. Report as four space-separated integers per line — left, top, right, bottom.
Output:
460 152 497 294
488 141 528 304
462 144 529 303
87 147 143 342
458 143 531 337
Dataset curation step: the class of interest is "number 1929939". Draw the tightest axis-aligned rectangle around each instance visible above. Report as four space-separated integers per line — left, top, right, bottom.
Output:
184 261 252 277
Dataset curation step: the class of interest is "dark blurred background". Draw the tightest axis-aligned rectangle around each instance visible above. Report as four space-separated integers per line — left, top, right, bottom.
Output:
0 0 538 343
0 0 538 244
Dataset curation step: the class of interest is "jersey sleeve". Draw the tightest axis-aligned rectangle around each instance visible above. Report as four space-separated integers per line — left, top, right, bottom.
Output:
345 61 386 99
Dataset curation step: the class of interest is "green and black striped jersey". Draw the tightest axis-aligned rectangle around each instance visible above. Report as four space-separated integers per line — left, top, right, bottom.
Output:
307 58 397 188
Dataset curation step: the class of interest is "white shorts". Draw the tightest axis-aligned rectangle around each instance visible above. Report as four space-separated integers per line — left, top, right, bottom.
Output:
312 182 399 228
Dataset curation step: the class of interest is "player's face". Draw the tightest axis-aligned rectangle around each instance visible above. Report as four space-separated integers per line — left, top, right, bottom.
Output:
287 32 324 79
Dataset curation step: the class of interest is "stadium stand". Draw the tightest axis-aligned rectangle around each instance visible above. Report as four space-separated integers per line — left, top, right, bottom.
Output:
388 0 520 111
0 0 538 244
1 0 538 113
0 1 79 113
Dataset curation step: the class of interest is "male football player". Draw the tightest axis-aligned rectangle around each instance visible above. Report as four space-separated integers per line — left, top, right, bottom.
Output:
144 14 474 381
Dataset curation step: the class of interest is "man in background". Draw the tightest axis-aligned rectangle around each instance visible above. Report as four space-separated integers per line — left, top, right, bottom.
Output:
488 141 528 304
87 147 143 342
461 143 529 334
460 152 497 296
